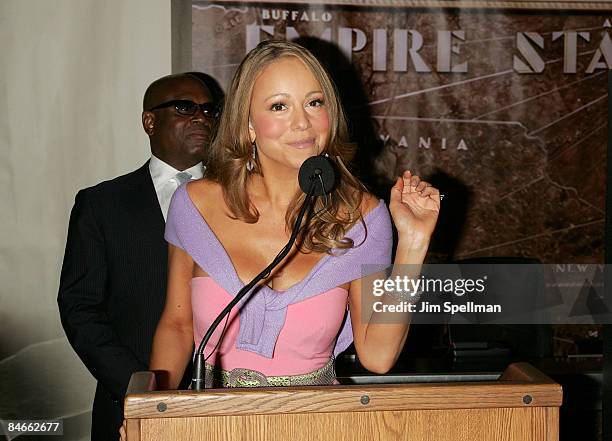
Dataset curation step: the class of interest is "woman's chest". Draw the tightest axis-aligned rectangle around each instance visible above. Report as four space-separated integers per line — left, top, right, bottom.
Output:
214 220 329 291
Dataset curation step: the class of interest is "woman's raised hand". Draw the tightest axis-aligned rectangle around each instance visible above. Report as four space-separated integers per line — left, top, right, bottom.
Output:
389 170 440 248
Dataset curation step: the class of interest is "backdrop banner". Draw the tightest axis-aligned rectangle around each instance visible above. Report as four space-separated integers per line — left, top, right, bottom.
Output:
192 2 609 264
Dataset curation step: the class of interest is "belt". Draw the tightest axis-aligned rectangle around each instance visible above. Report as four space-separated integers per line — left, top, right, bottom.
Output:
204 358 336 388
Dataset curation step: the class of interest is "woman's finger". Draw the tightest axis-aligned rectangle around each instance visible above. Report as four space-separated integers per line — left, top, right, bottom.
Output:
390 177 404 205
416 180 429 192
119 420 127 441
420 186 439 198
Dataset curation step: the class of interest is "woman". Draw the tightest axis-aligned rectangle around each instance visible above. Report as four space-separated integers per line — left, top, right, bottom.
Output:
149 40 440 389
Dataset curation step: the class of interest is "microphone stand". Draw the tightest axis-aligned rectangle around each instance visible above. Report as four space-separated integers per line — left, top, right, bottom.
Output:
191 180 318 390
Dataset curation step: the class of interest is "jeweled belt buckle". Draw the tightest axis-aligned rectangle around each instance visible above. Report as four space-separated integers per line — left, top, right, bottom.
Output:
227 368 269 387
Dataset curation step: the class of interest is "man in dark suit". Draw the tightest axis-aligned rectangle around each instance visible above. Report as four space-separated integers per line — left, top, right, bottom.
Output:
58 73 218 441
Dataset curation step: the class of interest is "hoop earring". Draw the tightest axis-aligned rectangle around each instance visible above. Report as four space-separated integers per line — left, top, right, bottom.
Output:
246 141 256 172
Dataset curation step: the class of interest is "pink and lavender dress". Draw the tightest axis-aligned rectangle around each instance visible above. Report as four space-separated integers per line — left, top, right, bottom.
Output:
165 183 392 384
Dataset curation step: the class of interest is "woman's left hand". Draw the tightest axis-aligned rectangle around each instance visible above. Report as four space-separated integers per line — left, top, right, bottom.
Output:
389 170 440 247
119 419 127 441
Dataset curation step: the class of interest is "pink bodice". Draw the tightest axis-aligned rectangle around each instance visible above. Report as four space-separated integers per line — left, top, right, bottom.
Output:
191 277 349 376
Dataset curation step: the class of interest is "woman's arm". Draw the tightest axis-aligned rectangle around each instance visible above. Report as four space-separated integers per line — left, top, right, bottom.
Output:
149 244 195 389
349 171 440 374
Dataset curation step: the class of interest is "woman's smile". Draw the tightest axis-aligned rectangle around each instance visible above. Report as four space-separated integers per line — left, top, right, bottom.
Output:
287 137 317 149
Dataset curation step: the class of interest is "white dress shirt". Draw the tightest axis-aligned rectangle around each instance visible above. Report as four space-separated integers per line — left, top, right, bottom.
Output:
149 155 205 221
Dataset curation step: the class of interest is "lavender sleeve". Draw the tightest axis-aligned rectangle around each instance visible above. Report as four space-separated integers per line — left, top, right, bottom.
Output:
164 184 187 250
332 202 393 356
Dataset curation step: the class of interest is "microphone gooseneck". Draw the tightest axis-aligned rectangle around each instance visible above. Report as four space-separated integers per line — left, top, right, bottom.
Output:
191 155 337 390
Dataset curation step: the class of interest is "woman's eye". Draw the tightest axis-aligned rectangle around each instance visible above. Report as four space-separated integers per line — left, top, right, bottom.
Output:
308 99 324 107
270 103 286 111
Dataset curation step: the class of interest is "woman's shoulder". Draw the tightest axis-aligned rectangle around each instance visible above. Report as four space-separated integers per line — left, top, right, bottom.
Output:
184 178 233 223
186 179 223 206
335 191 383 224
358 192 391 238
339 191 392 259
359 192 384 218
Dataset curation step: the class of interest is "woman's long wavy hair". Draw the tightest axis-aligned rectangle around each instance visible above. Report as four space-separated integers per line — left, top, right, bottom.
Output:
207 40 366 253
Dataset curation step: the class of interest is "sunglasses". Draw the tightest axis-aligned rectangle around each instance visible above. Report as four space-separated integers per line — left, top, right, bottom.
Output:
148 100 220 118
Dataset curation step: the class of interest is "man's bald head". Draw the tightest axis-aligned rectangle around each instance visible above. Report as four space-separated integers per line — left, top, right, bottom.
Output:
143 73 209 111
142 73 215 170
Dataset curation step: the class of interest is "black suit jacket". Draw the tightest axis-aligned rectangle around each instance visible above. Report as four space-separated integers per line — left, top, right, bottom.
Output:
58 162 169 439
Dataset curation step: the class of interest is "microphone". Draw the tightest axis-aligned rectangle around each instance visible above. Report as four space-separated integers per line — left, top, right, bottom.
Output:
298 155 337 196
191 155 336 390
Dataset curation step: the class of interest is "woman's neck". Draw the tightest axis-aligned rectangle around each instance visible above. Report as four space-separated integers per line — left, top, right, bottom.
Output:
248 171 300 214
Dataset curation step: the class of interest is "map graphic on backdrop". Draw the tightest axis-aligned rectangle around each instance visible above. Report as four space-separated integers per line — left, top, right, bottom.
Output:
192 2 608 263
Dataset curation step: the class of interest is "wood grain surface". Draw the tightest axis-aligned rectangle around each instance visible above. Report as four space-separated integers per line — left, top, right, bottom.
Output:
125 363 562 419
125 363 562 441
134 407 559 441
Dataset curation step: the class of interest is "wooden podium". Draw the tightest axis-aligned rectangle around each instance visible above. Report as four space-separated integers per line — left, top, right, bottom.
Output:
124 363 562 441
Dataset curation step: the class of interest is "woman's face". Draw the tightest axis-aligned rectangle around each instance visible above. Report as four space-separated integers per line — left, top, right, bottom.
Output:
248 56 330 173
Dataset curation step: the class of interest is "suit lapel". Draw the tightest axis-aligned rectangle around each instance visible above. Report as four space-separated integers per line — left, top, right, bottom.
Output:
125 162 165 238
